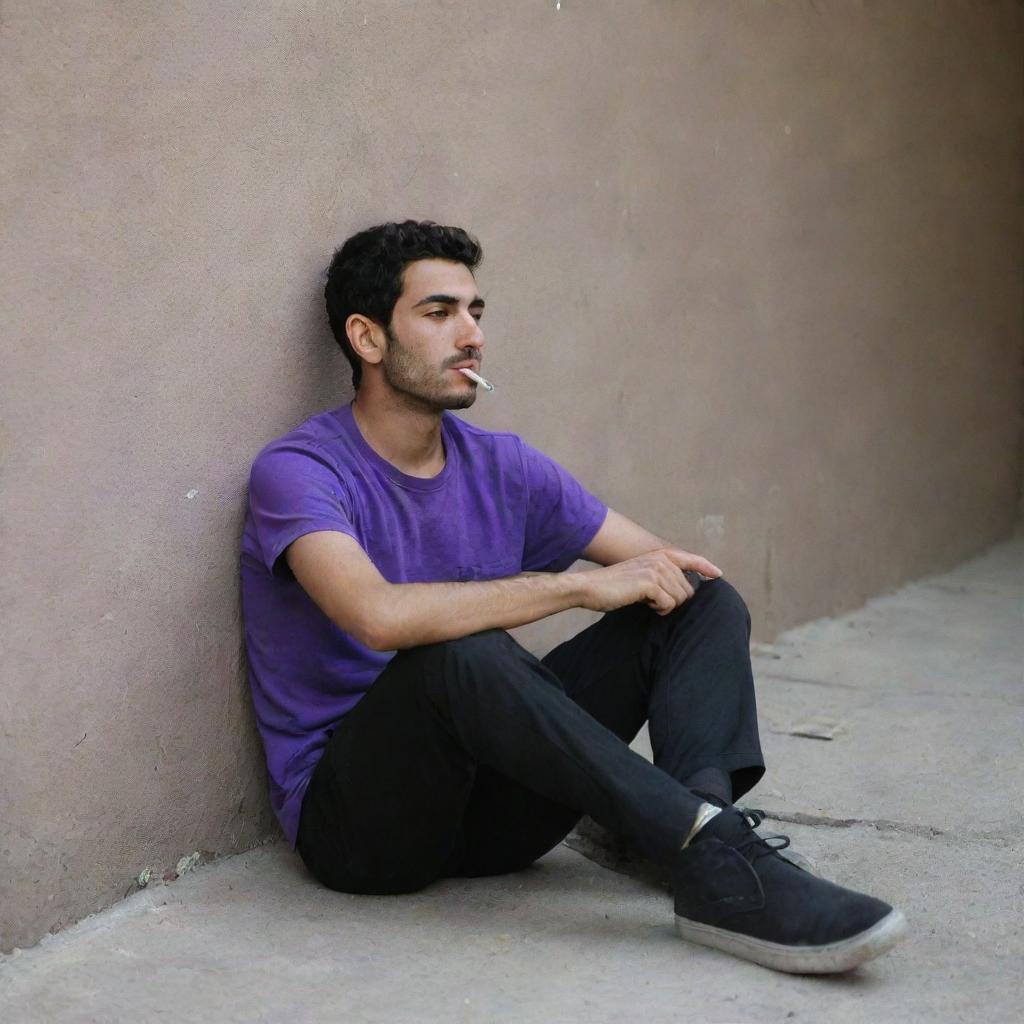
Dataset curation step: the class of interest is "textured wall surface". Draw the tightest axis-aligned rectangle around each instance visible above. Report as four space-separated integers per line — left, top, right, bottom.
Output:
2 0 1021 952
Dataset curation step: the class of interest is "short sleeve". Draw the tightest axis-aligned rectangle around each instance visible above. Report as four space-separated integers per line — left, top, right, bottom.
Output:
518 439 608 572
247 442 360 577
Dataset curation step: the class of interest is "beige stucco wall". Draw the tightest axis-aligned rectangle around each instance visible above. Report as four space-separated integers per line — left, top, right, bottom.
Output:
2 0 1021 952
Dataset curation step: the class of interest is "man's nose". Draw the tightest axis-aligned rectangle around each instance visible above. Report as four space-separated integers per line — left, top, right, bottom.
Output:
457 311 485 350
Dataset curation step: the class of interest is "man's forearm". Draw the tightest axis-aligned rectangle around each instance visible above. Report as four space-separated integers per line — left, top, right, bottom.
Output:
369 572 585 651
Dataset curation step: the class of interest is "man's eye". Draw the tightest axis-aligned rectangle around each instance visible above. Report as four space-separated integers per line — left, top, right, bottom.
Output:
428 310 448 318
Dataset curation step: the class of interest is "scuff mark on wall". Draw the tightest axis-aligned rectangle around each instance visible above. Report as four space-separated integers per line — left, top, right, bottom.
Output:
697 514 725 543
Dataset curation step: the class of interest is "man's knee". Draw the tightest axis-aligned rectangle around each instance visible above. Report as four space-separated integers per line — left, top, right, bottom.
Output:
687 577 752 632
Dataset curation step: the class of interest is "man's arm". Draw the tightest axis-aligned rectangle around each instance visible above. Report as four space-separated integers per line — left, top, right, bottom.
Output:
583 509 721 585
286 527 719 652
581 508 675 566
286 531 585 651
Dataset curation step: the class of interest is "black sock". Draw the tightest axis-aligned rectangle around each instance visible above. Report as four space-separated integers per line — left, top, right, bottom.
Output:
684 767 732 808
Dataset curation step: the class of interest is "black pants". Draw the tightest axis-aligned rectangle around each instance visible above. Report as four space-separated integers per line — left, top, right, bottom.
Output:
296 577 764 895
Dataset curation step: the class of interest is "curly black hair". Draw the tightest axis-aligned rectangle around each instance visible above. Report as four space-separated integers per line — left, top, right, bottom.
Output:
324 220 483 390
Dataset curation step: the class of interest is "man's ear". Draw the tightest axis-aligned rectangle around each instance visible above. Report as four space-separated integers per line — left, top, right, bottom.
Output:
346 314 385 367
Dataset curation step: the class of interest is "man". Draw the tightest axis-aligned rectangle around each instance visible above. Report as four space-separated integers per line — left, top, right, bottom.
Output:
240 220 906 974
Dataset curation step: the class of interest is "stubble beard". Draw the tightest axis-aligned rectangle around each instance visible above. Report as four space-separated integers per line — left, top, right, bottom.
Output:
381 326 477 412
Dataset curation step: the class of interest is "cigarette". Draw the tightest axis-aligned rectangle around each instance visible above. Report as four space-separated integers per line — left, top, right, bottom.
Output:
458 367 494 391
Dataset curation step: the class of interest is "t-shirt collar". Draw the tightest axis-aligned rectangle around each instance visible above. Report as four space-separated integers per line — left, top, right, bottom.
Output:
334 401 456 493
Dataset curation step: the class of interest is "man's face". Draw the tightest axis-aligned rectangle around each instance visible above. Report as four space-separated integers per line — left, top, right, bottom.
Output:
378 259 486 412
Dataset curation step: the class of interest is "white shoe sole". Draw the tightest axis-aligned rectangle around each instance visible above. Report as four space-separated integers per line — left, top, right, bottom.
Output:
674 907 908 974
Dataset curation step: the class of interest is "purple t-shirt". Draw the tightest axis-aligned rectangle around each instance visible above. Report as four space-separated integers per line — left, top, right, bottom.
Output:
240 401 608 848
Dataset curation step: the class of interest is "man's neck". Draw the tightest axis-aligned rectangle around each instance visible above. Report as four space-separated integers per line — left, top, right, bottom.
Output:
351 388 446 479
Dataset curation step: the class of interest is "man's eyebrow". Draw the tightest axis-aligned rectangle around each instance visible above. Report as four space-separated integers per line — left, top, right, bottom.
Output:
412 293 486 309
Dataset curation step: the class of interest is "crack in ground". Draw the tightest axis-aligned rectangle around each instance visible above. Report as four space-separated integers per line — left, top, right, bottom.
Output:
758 809 947 838
760 809 1022 846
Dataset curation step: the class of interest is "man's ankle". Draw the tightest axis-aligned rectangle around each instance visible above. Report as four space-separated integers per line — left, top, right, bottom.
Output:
683 767 732 807
680 801 723 849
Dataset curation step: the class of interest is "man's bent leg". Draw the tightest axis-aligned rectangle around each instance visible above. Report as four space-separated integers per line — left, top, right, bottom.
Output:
541 578 765 804
299 628 707 892
425 630 705 865
454 580 761 876
647 579 764 802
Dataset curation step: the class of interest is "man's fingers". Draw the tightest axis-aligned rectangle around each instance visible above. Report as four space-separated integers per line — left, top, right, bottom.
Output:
654 566 692 608
662 582 692 612
661 548 722 579
646 578 682 614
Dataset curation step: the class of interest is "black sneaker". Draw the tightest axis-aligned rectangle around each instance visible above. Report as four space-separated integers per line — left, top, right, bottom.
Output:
672 807 907 973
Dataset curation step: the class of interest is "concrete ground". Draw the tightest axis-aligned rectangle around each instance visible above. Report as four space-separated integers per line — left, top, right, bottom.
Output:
2 538 1022 1024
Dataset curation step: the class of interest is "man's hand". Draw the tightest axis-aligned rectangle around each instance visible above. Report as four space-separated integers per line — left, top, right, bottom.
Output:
573 548 723 616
